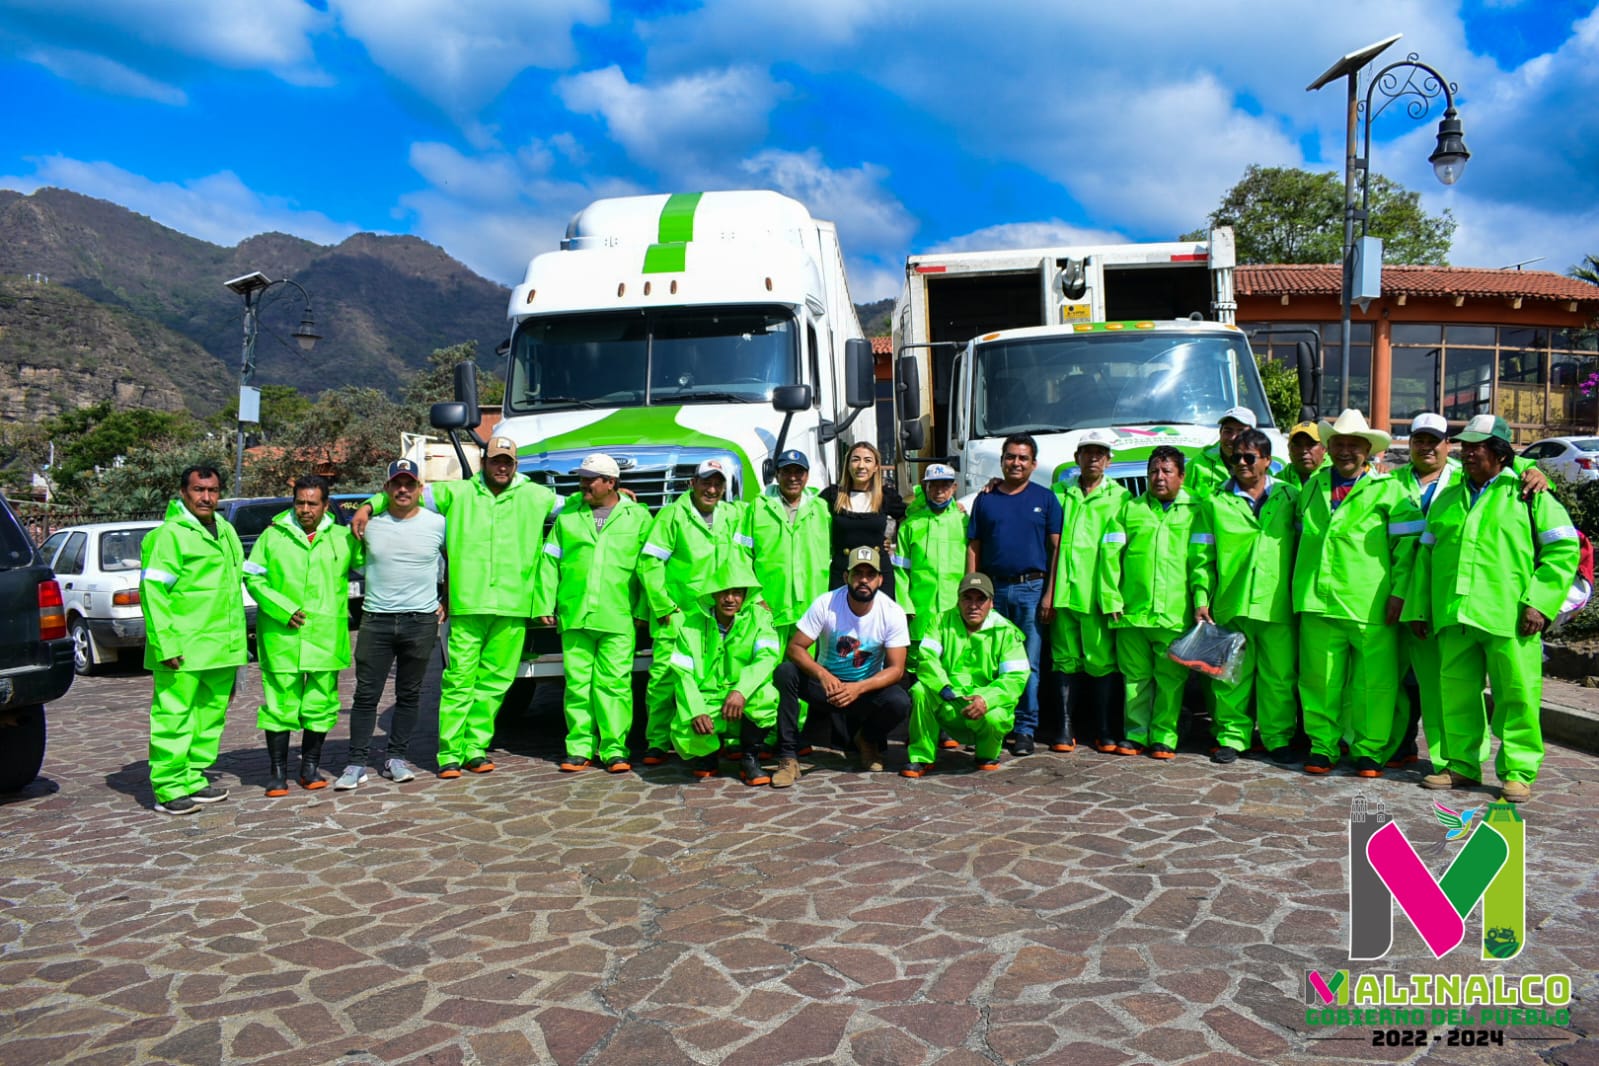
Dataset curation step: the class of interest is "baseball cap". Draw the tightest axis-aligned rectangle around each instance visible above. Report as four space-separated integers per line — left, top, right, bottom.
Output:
774 449 809 471
695 458 729 480
1288 421 1321 443
1454 414 1511 444
1077 428 1119 451
957 573 994 600
845 545 881 573
571 453 620 479
922 463 957 482
485 436 517 460
385 458 421 483
1409 413 1449 439
1219 406 1257 428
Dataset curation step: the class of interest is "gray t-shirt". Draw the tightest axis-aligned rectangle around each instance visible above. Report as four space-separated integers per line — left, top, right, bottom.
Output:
360 509 447 613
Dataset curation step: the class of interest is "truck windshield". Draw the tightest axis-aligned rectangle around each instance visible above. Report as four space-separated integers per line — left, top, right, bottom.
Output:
972 331 1273 436
506 306 798 413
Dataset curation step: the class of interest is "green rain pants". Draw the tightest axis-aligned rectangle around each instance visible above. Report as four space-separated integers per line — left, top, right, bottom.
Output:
257 670 340 732
149 665 234 804
1050 608 1117 677
562 629 636 762
1437 624 1544 785
643 622 678 752
1389 628 1490 772
439 614 525 766
1117 625 1187 750
671 694 777 760
1212 617 1297 752
1299 613 1398 763
907 685 1014 764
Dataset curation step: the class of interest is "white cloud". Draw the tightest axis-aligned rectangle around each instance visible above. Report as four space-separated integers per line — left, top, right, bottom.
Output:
21 47 187 105
739 148 916 252
930 220 1131 254
0 157 359 248
1438 192 1599 275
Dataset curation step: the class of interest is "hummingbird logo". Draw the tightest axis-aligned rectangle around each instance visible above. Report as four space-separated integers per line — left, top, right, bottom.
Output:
1432 801 1483 843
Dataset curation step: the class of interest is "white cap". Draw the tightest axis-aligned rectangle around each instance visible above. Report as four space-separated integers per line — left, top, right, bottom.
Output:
922 463 957 482
1077 428 1119 451
1409 413 1448 439
571 453 620 479
1219 406 1257 428
694 458 729 480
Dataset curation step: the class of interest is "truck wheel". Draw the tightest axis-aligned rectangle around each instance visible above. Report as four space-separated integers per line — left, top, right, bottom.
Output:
69 617 101 676
0 705 46 792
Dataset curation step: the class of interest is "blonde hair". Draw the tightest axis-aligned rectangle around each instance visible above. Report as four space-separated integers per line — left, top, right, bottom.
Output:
835 442 884 514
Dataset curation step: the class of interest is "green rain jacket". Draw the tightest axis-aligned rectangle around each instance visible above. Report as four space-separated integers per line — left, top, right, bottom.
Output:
1413 467 1580 637
668 559 782 723
1185 445 1229 499
1050 474 1130 614
737 485 831 628
372 473 558 617
1282 456 1331 490
139 499 248 670
913 605 1031 710
1190 478 1299 625
894 486 969 640
244 509 358 673
640 492 742 624
534 494 651 634
1097 489 1200 630
1292 465 1422 624
1392 458 1460 511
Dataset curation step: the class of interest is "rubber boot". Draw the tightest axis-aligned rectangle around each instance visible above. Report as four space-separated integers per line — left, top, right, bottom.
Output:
264 730 291 797
1096 673 1124 747
298 730 328 790
1051 671 1080 751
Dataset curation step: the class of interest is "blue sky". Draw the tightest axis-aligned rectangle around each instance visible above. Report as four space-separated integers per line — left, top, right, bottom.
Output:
2 0 1596 302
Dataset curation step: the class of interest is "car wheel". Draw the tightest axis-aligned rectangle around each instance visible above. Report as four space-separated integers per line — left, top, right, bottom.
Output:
0 705 46 792
69 617 100 676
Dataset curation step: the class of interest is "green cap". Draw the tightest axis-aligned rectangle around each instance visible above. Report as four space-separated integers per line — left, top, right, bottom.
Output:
1453 414 1511 444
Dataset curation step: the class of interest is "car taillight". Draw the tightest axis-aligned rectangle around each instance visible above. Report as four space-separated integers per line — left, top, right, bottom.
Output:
38 580 67 641
1578 457 1595 470
113 589 141 606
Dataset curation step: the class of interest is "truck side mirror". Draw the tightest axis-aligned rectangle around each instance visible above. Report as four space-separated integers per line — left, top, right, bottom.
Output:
1295 340 1321 422
895 355 922 421
430 402 471 431
452 362 482 429
901 421 926 452
844 338 874 410
771 384 812 413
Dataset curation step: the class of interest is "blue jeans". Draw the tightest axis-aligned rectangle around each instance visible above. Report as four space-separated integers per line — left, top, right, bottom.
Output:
992 577 1043 736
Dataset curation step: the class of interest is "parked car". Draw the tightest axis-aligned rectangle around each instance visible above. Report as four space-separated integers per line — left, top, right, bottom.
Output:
37 521 159 675
0 493 75 791
1521 437 1599 484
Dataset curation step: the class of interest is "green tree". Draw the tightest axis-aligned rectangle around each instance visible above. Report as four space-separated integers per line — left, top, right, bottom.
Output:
246 386 429 495
404 340 506 408
1182 165 1456 265
86 436 235 519
1256 357 1302 429
210 384 314 440
1572 255 1599 286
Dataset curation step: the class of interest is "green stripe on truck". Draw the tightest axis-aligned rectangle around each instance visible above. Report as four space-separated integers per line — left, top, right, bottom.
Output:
642 243 687 274
657 192 702 243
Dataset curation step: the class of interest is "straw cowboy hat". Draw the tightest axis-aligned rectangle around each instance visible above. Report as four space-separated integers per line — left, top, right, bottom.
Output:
1317 408 1392 452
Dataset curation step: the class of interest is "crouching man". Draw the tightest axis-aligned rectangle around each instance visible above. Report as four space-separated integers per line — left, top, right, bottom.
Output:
901 573 1029 777
668 558 783 785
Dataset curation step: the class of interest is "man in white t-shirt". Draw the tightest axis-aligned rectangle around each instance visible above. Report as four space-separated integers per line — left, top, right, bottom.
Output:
769 545 911 787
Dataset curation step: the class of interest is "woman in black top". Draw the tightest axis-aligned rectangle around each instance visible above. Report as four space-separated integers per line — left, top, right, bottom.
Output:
819 441 906 601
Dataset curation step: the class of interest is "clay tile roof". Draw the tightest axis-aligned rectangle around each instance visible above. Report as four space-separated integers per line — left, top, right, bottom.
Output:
1237 264 1599 304
871 336 893 355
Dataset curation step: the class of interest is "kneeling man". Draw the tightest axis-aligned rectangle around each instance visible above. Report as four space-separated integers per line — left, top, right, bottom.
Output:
902 573 1029 777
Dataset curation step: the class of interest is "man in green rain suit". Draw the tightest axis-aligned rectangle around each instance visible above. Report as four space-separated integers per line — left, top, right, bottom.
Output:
738 449 830 649
1047 429 1129 754
244 475 358 794
894 464 967 642
1190 428 1299 765
140 466 247 815
900 573 1029 777
1292 409 1421 778
639 458 742 765
1410 415 1578 804
1097 445 1198 759
1282 421 1330 490
1185 406 1258 498
667 556 782 786
534 453 651 774
353 435 558 778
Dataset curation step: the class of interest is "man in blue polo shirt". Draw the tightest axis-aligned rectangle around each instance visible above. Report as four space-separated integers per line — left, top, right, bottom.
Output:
965 433 1063 755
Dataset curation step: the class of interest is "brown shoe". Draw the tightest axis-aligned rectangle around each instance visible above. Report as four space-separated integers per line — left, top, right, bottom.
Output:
1500 780 1531 803
1421 769 1478 790
854 733 884 772
771 757 801 789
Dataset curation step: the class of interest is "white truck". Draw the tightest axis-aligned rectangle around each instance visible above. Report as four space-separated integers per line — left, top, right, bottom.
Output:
432 189 876 678
889 230 1302 496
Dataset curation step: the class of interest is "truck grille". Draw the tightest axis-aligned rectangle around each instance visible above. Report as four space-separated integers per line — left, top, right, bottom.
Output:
527 464 702 512
1113 474 1148 497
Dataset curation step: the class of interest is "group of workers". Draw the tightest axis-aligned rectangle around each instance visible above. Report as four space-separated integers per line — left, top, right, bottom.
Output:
138 404 1577 814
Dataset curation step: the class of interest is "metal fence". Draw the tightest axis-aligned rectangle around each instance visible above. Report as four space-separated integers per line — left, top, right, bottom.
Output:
10 503 163 547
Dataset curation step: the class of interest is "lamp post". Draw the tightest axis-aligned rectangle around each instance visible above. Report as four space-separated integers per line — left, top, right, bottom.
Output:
1309 35 1470 414
222 272 321 490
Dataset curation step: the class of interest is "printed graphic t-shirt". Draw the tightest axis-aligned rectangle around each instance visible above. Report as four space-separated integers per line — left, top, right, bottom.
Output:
798 587 911 682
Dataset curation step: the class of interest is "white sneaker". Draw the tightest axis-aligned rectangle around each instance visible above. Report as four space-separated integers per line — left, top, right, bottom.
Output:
333 765 368 791
382 758 417 783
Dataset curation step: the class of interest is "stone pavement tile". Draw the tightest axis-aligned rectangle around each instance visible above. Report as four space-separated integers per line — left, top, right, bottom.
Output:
647 956 740 1008
466 1030 537 1066
231 1019 294 1058
148 1020 224 1066
590 1020 696 1066
1202 1004 1293 1058
1126 1025 1215 1060
721 1002 855 1066
803 945 898 985
874 1003 981 1047
850 1026 930 1066
367 1023 461 1062
4 1034 96 1066
344 980 429 1032
930 1051 995 1066
185 989 299 1020
922 952 999 1002
1028 1044 1134 1066
984 1021 1058 1063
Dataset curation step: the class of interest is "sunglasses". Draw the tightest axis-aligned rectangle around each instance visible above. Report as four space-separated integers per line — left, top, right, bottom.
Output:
1230 452 1260 466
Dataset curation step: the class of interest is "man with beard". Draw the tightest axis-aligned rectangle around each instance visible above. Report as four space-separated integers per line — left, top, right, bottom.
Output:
769 546 911 786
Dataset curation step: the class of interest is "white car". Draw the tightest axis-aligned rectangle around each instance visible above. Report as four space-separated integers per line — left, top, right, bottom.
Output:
37 521 158 675
1521 437 1599 484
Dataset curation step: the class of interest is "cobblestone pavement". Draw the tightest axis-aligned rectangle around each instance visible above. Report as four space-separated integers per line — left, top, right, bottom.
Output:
3 660 1597 1066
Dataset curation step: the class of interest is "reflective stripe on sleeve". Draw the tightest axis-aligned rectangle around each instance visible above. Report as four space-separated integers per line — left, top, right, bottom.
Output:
1420 531 1436 546
1189 533 1215 545
241 562 268 576
890 554 910 569
642 543 673 561
141 567 179 587
543 542 563 558
1388 520 1426 536
918 638 943 656
669 651 695 670
1542 525 1580 543
754 638 780 652
734 533 754 548
1101 531 1126 544
998 659 1031 674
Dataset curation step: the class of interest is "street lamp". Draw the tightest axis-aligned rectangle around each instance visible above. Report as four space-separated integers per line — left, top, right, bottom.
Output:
1309 35 1470 413
222 271 322 490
